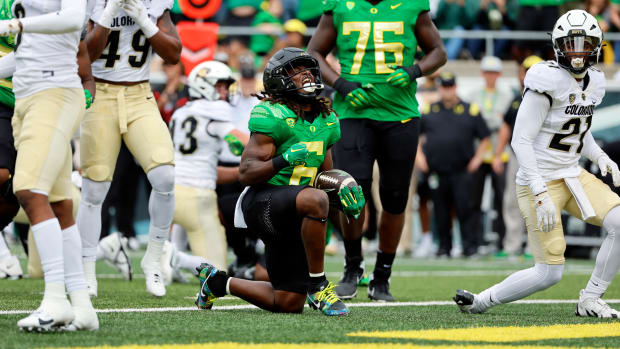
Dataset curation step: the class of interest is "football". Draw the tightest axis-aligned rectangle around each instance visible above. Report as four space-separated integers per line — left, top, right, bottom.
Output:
313 169 358 211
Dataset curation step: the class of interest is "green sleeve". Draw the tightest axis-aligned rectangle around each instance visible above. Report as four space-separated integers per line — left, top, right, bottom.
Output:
327 114 341 148
322 0 337 13
248 103 288 144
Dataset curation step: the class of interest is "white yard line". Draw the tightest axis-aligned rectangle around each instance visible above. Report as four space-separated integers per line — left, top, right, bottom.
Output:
3 299 620 315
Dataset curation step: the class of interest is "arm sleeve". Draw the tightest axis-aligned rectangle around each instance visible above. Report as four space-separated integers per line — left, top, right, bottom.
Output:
581 131 606 163
0 51 16 79
510 90 550 195
20 0 86 34
206 120 235 140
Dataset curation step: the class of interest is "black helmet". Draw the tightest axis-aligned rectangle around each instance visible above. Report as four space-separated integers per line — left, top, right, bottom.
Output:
263 47 324 101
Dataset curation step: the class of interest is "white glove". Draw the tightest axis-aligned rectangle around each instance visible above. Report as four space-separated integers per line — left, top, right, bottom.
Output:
98 0 123 29
0 19 21 36
123 0 159 38
535 191 556 233
598 155 620 187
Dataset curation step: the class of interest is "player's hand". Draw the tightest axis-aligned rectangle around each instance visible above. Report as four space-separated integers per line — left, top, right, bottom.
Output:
84 89 93 109
333 77 373 109
98 0 124 29
597 155 620 187
224 134 244 156
386 64 422 87
338 185 365 219
534 191 556 233
491 156 504 174
123 0 159 38
0 19 20 36
283 143 309 167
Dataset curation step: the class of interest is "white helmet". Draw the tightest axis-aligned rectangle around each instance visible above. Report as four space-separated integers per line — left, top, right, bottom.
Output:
551 10 602 78
188 61 235 101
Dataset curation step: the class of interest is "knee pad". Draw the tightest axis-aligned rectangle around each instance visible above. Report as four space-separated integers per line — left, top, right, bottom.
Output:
81 178 111 206
379 185 409 214
603 205 620 238
147 165 175 193
545 237 566 260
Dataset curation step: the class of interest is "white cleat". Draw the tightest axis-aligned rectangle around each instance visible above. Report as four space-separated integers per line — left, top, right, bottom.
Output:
160 241 175 286
0 255 23 280
63 306 99 331
83 260 98 298
576 289 620 319
142 259 166 297
17 299 74 332
100 232 133 281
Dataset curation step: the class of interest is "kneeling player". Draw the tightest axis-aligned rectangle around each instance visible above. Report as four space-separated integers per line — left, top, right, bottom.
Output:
454 10 620 318
195 48 364 316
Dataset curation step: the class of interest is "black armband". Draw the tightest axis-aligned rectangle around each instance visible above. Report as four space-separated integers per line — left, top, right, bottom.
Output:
405 64 423 81
272 155 288 171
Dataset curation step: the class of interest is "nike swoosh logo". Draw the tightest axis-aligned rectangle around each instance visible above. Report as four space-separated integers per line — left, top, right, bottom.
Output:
290 148 303 152
326 122 336 126
39 318 54 325
147 96 154 100
391 3 402 9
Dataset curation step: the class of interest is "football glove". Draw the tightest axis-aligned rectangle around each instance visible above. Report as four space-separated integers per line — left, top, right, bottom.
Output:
386 64 422 87
338 185 365 219
97 0 123 29
84 89 93 109
123 0 159 38
535 191 556 233
333 78 373 109
283 143 309 167
224 134 244 156
597 155 620 187
0 19 20 36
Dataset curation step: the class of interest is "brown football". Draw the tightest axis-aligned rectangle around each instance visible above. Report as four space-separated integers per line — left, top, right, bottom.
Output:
313 169 358 211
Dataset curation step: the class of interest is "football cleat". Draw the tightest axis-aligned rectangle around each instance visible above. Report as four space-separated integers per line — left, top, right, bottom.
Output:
17 299 74 332
0 255 23 280
336 259 365 299
83 260 98 297
576 289 620 318
307 280 349 316
195 263 220 310
141 258 166 297
62 306 99 331
368 278 395 302
100 232 133 281
453 289 486 314
160 241 175 286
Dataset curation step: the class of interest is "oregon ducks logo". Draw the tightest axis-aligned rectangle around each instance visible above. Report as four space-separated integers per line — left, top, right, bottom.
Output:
569 93 575 104
346 1 355 10
310 125 316 132
370 7 378 14
286 118 296 128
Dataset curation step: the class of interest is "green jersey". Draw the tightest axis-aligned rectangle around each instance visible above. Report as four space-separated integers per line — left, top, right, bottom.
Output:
0 0 14 109
248 101 341 187
325 0 429 122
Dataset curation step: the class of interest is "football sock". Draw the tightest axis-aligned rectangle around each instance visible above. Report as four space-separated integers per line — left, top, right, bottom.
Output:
62 225 87 293
343 237 362 260
584 205 620 298
77 179 110 262
309 272 327 291
33 218 65 285
476 263 564 312
146 165 175 243
0 232 10 259
374 250 395 280
170 224 188 251
176 250 207 274
207 270 229 297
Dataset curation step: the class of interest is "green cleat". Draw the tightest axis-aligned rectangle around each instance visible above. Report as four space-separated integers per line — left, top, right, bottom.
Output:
358 273 370 287
307 281 349 316
195 263 219 310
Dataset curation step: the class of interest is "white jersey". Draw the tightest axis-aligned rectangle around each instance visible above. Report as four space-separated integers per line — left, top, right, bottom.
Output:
219 94 258 164
516 61 605 186
12 0 84 98
90 0 172 82
171 99 235 190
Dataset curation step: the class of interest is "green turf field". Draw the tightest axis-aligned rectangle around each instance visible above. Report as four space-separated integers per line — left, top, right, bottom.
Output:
1 250 619 349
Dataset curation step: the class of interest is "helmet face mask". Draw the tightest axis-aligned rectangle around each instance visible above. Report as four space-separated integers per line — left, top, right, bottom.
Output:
263 47 324 102
552 10 602 77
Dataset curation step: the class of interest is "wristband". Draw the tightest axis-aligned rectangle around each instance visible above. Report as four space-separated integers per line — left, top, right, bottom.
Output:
272 155 288 171
140 19 159 39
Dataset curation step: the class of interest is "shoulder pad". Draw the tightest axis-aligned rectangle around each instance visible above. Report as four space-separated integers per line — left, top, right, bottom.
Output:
149 0 173 19
469 103 480 117
253 101 294 120
191 100 234 121
322 0 338 12
587 68 606 105
524 61 559 96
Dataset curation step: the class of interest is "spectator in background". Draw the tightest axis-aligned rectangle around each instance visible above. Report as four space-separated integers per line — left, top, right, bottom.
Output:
417 72 491 258
156 61 189 124
492 55 542 259
434 0 480 59
512 0 562 62
297 0 323 27
261 19 307 69
466 0 518 59
464 56 513 255
249 4 283 58
586 0 620 64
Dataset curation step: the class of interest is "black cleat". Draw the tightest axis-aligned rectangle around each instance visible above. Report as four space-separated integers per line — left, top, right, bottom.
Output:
368 278 395 302
453 289 476 313
336 261 365 299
